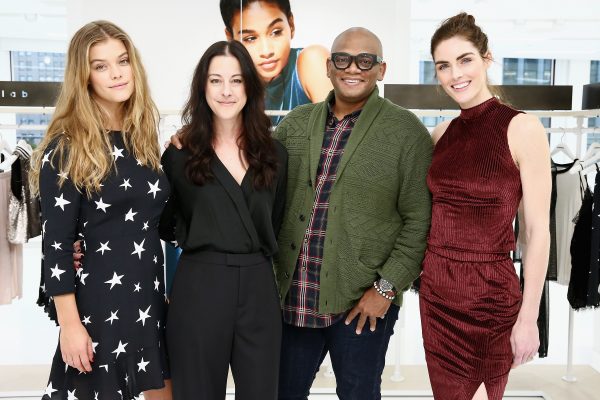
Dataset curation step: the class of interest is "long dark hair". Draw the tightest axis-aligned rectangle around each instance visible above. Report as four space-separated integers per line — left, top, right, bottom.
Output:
220 0 292 36
180 40 277 189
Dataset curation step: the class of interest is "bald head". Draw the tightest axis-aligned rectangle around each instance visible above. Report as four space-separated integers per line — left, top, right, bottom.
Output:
331 27 383 57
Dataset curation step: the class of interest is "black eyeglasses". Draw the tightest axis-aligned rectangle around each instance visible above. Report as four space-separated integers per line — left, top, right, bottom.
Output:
330 52 383 71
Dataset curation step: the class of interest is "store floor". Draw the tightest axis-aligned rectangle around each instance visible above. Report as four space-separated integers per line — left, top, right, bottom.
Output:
0 364 598 399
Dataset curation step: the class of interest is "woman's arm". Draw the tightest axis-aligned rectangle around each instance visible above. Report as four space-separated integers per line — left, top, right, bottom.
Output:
38 143 93 373
507 113 551 368
297 45 333 103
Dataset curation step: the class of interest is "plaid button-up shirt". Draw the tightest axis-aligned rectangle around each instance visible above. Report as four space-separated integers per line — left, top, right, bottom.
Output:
282 105 361 328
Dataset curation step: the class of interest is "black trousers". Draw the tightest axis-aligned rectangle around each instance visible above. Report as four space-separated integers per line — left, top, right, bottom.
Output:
167 251 282 400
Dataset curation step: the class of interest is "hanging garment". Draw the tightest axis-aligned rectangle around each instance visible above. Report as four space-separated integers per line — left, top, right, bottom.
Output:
0 171 23 305
9 140 41 242
519 264 549 357
568 168 600 309
555 160 584 285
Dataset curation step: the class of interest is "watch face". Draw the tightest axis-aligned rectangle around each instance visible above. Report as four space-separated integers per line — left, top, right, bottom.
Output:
378 279 393 292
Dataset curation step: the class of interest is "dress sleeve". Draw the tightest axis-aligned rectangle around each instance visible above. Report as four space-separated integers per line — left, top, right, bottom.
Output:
38 144 82 299
158 146 177 244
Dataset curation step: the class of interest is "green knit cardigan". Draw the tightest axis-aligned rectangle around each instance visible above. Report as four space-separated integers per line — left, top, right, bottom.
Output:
273 88 433 313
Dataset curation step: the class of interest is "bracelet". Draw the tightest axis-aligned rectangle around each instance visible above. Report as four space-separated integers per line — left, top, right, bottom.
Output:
373 281 395 301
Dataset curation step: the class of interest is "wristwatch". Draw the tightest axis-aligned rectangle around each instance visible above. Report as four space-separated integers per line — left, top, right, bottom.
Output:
378 278 395 293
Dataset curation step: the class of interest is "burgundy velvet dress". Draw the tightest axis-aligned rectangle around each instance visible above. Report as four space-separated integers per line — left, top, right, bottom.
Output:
420 97 523 399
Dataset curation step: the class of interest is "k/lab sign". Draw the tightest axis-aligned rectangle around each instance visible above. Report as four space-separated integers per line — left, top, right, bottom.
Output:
0 81 61 107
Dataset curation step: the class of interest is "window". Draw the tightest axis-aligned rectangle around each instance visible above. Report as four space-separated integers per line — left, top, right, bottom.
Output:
503 58 554 128
587 60 600 139
502 58 553 85
10 51 66 147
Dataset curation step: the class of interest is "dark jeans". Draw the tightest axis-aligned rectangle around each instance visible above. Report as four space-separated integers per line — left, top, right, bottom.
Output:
279 304 399 400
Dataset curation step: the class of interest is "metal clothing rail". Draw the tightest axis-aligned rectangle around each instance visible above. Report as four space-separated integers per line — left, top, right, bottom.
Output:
0 106 598 117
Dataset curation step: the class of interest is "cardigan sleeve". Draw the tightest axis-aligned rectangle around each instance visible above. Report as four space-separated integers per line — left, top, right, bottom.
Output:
377 114 433 291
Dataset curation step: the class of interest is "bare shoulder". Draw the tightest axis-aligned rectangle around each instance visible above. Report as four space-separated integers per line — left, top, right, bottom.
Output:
507 113 546 145
431 119 452 145
507 113 549 163
297 44 329 64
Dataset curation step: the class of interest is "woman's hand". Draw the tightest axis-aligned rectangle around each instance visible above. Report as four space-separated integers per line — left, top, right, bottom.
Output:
510 318 539 368
59 321 94 373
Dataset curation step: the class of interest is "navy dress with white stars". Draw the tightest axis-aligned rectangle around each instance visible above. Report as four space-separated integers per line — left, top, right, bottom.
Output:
38 132 170 400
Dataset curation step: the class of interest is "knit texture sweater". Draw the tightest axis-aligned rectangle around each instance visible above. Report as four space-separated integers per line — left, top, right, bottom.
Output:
273 88 433 313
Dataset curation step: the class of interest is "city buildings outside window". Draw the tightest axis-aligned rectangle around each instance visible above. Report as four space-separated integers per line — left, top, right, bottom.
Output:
10 51 65 147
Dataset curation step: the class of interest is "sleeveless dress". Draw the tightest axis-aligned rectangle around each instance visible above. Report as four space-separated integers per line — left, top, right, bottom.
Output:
419 97 523 400
38 132 170 400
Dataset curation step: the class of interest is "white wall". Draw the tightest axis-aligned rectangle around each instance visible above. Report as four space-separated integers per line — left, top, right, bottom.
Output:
66 0 411 110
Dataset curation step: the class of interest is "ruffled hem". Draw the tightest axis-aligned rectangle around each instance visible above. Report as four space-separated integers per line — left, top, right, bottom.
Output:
42 344 170 400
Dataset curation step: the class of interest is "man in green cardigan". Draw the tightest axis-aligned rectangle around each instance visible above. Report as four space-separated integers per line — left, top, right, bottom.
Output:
275 27 433 399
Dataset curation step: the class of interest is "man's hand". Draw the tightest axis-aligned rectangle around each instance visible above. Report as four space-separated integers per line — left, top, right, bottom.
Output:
164 131 183 150
73 240 83 270
345 286 392 334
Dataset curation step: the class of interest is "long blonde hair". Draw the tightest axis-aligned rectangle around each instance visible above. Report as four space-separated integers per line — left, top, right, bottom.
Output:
30 20 161 197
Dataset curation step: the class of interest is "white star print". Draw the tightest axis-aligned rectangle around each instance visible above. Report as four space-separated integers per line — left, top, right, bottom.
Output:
96 241 111 255
94 391 99 400
125 373 129 384
92 342 98 353
132 239 146 259
41 150 52 168
50 264 66 281
44 382 58 396
125 208 137 222
134 282 142 292
95 197 111 213
120 178 132 191
157 319 161 329
137 357 150 372
100 364 108 372
54 193 71 211
82 315 91 325
79 271 89 285
105 310 119 325
67 389 78 400
51 241 62 251
153 255 158 264
136 305 151 326
42 220 47 235
40 283 46 293
154 276 160 292
105 272 124 290
57 171 69 180
142 221 149 231
147 179 161 199
136 158 143 166
112 341 128 358
112 145 124 160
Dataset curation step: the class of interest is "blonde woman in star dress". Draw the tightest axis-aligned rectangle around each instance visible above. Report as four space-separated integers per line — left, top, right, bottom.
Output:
30 21 172 400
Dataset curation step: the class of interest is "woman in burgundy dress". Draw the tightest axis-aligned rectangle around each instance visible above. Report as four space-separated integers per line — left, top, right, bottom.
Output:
419 13 551 400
